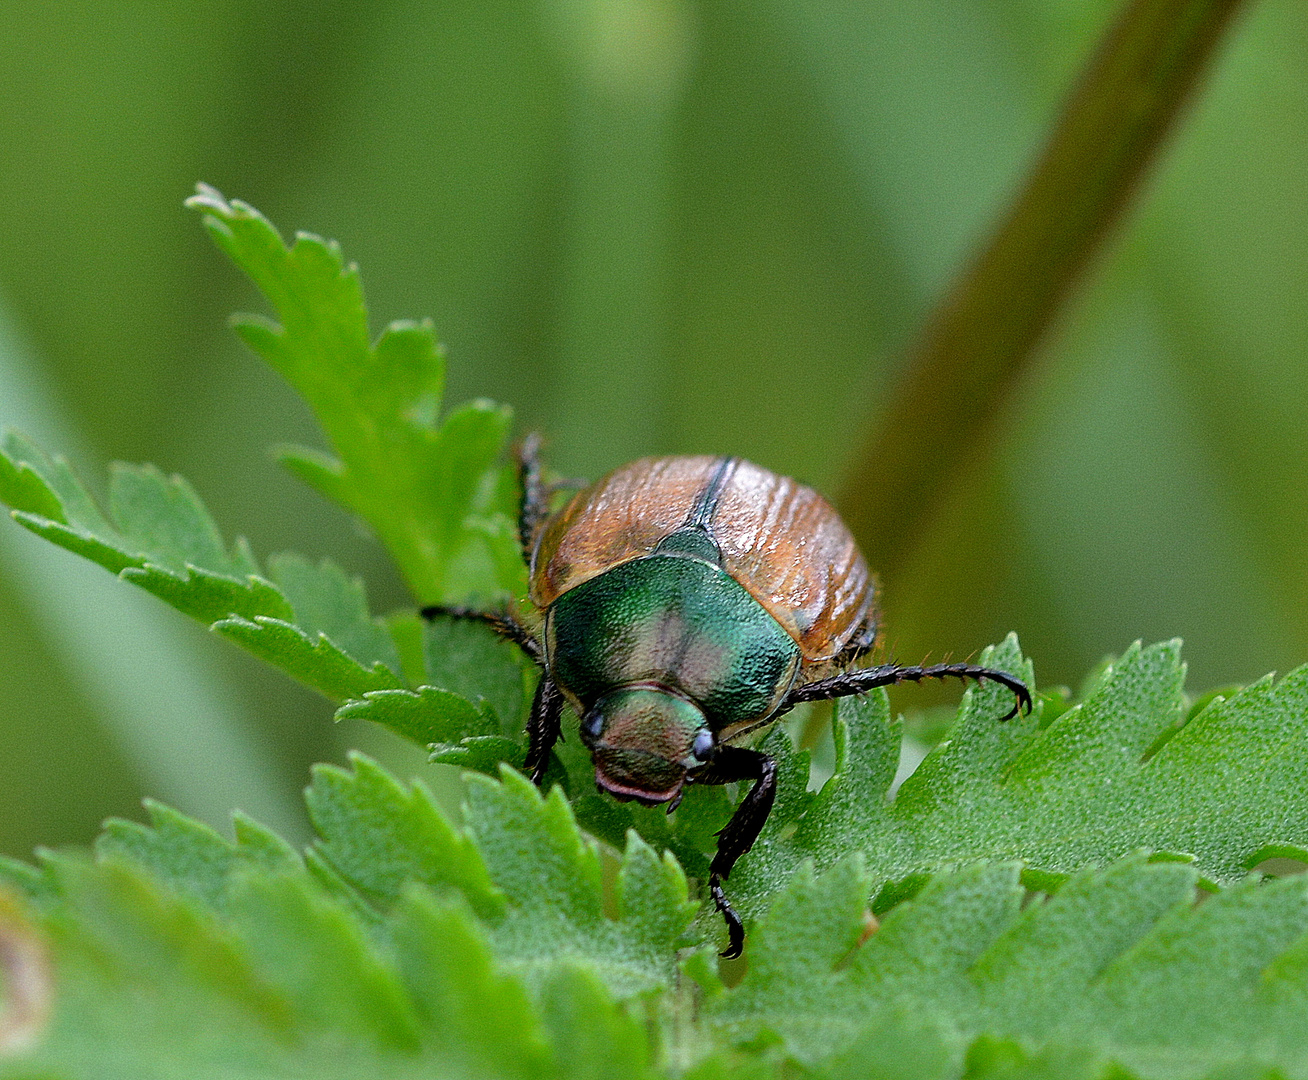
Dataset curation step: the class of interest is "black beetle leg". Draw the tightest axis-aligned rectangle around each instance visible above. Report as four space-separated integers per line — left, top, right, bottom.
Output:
523 676 565 785
419 605 544 667
693 745 778 960
517 432 552 560
422 605 561 785
784 661 1032 720
518 433 587 557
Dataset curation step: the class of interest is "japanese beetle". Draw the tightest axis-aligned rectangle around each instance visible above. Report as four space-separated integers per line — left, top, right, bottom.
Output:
425 435 1030 958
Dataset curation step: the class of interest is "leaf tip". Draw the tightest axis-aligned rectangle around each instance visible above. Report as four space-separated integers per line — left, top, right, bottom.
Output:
184 181 229 214
496 762 543 800
342 749 389 782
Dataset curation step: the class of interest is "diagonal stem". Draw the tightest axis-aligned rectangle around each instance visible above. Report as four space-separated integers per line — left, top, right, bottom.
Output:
836 0 1250 577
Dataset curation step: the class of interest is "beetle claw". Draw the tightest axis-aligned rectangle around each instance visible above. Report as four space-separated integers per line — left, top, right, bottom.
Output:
991 674 1033 721
711 878 745 960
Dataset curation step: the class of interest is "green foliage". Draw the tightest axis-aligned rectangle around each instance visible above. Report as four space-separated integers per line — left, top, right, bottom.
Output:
187 184 522 607
0 426 533 750
339 617 535 769
0 429 403 704
715 851 1308 1079
4 192 1308 1078
6 752 1308 1079
0 755 670 1080
726 635 1308 925
0 186 534 760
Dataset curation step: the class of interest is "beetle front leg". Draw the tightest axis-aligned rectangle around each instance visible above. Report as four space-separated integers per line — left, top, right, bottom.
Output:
420 606 560 785
694 745 778 959
524 675 564 785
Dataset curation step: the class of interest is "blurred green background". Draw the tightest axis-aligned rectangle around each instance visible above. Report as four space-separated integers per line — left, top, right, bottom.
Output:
1 0 1305 857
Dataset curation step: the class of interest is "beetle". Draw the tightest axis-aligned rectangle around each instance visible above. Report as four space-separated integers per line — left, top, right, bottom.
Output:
424 435 1031 958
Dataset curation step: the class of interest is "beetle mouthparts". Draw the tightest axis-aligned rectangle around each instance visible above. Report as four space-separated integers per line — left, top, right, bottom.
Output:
593 758 686 806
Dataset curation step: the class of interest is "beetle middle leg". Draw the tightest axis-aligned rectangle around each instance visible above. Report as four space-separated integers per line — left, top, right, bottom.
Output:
692 745 778 960
418 605 544 666
785 661 1032 719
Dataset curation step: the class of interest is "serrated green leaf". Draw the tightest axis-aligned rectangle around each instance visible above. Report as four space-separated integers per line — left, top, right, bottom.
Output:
534 964 658 1080
95 800 302 913
34 853 300 1047
0 856 46 903
2 862 633 1080
0 441 64 524
712 851 1308 1079
1 431 112 533
384 610 428 685
429 735 527 773
1 433 271 611
335 686 499 751
230 812 302 871
329 614 534 766
188 185 522 605
214 614 404 701
810 1006 962 1080
305 754 503 921
957 1037 1117 1080
11 741 1308 1078
388 887 552 1078
615 832 698 958
726 636 1308 941
224 867 423 1050
2 761 667 1080
3 189 531 789
573 784 736 883
463 769 694 997
267 553 402 676
0 430 409 707
120 561 293 625
275 442 350 508
107 464 257 579
421 615 532 729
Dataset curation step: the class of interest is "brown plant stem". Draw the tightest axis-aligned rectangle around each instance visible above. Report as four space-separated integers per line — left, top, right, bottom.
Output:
837 0 1249 578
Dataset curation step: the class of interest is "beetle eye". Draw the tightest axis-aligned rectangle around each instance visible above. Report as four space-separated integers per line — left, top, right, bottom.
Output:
581 711 604 741
692 730 714 762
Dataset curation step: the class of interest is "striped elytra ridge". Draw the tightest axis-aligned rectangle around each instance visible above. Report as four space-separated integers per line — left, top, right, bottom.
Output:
531 455 872 663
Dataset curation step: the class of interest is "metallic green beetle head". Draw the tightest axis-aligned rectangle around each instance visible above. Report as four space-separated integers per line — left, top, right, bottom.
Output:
580 686 714 805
